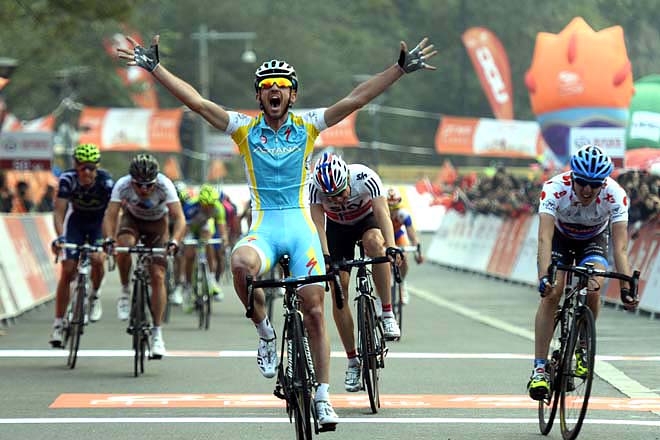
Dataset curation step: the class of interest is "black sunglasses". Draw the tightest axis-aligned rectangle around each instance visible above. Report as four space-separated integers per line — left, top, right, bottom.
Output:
573 176 604 189
132 180 156 190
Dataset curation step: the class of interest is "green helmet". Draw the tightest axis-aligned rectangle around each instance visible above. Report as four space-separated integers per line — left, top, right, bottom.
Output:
73 143 100 163
198 184 218 205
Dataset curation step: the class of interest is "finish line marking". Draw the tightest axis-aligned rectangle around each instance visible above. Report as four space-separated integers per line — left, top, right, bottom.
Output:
1 349 658 362
49 393 660 411
2 417 660 426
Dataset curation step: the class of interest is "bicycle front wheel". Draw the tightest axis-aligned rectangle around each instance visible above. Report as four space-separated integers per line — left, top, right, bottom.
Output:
163 257 174 323
560 306 596 440
132 279 147 377
291 313 313 439
392 280 403 338
538 308 564 435
67 280 86 369
358 296 380 413
197 262 211 330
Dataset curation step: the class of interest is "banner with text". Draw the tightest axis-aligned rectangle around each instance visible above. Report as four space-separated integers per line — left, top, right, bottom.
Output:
78 107 183 152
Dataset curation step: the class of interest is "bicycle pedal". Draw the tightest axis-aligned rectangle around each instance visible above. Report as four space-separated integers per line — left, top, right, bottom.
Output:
273 388 286 400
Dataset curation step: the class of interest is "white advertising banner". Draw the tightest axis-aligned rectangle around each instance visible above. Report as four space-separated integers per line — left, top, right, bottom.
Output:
473 119 540 157
639 248 660 312
0 131 53 170
629 111 660 143
569 127 626 161
510 215 539 284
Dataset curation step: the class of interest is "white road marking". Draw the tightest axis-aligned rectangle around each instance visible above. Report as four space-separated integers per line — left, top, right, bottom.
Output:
0 417 659 426
409 285 660 402
0 349 658 362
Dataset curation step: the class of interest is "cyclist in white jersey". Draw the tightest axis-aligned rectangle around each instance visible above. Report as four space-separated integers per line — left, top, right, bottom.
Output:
528 145 637 400
102 154 185 359
309 153 402 392
118 33 437 428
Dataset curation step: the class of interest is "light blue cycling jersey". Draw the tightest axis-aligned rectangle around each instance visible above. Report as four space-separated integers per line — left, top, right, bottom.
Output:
226 109 327 278
226 110 327 212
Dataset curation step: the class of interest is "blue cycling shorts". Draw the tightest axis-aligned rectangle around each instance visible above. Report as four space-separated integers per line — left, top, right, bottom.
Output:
63 212 103 260
234 208 325 278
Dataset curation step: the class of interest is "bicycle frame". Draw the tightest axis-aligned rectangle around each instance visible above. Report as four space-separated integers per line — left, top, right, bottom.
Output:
115 244 167 376
57 242 104 369
184 238 222 330
246 256 343 438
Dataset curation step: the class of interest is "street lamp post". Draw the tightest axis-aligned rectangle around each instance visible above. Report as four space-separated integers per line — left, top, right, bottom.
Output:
191 25 256 182
353 74 383 171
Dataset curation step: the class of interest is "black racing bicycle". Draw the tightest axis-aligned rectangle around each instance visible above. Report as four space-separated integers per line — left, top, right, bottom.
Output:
336 244 402 413
183 237 222 330
538 258 639 440
390 243 421 338
55 241 104 369
246 255 343 439
115 243 167 377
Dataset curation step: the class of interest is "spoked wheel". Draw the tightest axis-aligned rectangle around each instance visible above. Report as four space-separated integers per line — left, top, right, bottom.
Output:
560 306 596 440
132 281 147 377
538 308 564 435
292 315 314 439
359 297 380 413
67 282 86 369
197 264 211 330
163 258 175 323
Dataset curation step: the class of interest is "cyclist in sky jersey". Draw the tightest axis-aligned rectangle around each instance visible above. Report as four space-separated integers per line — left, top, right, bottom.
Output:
49 144 113 347
528 145 637 400
118 33 437 428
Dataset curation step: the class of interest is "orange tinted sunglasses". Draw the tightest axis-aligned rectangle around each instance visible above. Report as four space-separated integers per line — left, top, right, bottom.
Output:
258 77 293 89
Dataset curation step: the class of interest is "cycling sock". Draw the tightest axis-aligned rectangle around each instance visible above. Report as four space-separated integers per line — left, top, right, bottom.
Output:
121 284 130 296
534 358 546 371
315 383 329 402
382 304 393 313
91 288 99 298
152 326 161 337
347 356 360 368
53 318 63 327
256 317 275 340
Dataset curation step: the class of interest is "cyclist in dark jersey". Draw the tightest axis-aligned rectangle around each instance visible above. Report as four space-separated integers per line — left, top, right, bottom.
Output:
49 144 114 347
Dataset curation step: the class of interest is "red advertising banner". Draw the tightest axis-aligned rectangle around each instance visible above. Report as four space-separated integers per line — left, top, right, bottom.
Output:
462 27 514 120
104 31 159 109
487 216 532 277
78 107 183 152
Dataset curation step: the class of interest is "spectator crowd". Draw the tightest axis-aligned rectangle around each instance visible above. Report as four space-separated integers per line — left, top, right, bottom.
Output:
0 171 55 213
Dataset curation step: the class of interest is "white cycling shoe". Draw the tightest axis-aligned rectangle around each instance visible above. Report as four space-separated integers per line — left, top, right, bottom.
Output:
257 337 277 378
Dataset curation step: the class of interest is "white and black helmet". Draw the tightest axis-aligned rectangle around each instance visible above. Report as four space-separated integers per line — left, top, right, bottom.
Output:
254 59 298 91
313 152 349 196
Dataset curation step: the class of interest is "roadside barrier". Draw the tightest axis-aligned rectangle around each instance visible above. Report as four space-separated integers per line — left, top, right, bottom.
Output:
0 214 56 323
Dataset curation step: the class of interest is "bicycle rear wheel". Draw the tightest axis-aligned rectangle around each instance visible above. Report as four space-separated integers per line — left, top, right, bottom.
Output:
67 280 86 369
359 296 380 413
163 258 174 323
538 308 564 435
560 306 596 440
291 313 313 439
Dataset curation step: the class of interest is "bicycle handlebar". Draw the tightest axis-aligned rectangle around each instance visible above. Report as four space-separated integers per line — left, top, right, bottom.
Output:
547 259 640 300
335 247 403 283
114 246 168 254
183 238 223 246
245 270 344 319
54 242 105 264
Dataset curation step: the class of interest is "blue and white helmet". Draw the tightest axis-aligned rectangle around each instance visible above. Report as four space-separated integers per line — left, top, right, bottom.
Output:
313 152 349 196
570 145 613 181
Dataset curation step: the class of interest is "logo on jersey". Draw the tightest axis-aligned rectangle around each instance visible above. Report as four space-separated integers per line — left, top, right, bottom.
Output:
260 135 267 144
285 127 291 141
306 257 318 276
604 193 615 204
356 172 368 181
253 145 300 155
554 190 567 199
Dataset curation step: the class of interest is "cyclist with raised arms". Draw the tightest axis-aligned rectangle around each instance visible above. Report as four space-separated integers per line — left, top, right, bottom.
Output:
181 184 228 310
102 154 185 359
386 187 424 304
49 144 114 347
309 153 402 392
118 34 436 428
528 145 637 400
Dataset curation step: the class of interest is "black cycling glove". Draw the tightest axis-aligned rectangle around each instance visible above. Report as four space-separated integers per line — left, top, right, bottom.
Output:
134 43 160 72
398 42 427 73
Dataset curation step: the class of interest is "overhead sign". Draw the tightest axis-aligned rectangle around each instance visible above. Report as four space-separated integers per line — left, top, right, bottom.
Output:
0 131 53 170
